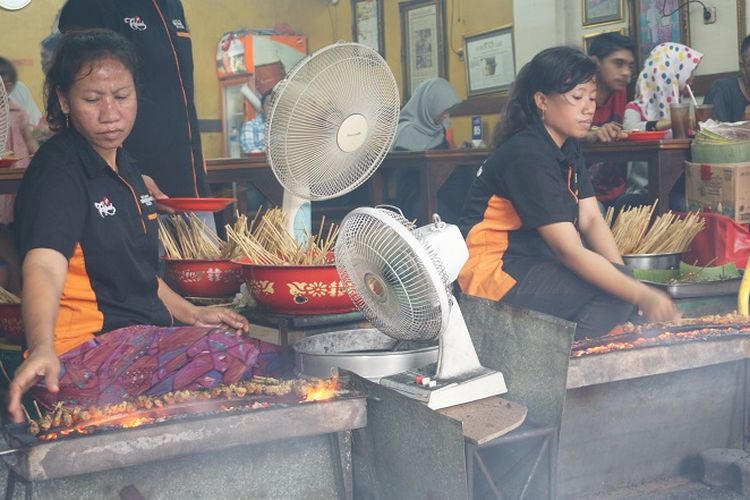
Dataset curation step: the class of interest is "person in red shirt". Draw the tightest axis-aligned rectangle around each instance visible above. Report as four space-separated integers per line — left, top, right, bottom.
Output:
585 32 636 205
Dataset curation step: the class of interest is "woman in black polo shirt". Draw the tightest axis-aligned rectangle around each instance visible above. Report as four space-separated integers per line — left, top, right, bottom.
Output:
458 46 679 339
7 30 280 423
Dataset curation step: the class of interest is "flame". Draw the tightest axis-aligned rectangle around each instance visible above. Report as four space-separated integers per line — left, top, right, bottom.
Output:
303 375 338 402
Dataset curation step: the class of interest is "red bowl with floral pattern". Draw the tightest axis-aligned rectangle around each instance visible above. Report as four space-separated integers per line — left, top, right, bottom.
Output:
164 259 244 298
233 257 355 315
0 304 24 344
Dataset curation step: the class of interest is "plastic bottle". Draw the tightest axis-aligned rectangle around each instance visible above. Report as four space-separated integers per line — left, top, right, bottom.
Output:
229 126 241 158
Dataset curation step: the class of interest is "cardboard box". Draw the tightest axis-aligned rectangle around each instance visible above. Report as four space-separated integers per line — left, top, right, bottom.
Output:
685 161 750 223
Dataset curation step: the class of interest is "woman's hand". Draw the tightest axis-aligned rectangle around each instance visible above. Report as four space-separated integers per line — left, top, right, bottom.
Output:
193 306 249 334
635 286 681 322
7 344 60 423
586 122 627 143
141 174 175 214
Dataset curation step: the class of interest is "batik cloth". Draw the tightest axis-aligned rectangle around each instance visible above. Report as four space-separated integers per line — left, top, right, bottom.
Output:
32 324 282 409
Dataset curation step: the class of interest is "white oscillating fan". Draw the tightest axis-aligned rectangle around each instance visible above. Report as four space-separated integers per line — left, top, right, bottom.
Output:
335 206 507 409
265 42 400 241
0 76 10 156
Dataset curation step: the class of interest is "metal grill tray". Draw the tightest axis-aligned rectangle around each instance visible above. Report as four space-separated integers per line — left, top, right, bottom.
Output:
639 275 742 299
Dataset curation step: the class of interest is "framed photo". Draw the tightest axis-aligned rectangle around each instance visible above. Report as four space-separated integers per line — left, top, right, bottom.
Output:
582 0 625 27
582 28 626 54
633 0 690 64
399 0 446 99
464 26 515 96
351 0 384 55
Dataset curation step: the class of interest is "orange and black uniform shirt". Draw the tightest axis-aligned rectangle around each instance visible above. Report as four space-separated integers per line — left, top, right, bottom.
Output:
59 0 208 198
457 120 595 301
14 128 173 355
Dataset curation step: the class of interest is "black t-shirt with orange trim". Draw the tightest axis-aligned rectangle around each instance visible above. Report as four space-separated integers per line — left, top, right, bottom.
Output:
457 120 594 301
59 0 209 198
14 128 172 355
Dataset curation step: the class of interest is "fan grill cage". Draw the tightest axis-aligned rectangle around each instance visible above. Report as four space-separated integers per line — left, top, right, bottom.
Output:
336 208 450 341
266 42 400 201
0 77 9 156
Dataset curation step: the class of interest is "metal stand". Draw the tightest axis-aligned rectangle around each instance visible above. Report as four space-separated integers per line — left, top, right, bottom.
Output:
4 466 32 500
466 423 557 500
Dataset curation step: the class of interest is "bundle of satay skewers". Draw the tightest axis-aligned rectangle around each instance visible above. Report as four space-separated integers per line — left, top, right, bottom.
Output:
605 200 705 255
158 213 243 260
0 285 20 304
226 207 339 266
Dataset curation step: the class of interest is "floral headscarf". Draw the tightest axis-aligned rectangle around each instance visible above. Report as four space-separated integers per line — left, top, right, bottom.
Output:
633 43 703 121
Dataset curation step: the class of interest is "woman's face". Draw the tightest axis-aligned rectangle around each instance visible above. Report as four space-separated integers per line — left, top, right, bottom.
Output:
535 80 597 147
57 56 137 162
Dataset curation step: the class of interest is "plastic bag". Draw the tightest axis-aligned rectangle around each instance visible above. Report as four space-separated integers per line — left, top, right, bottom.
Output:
682 212 750 268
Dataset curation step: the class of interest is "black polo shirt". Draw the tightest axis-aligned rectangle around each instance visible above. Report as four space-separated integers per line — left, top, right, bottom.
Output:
457 119 595 301
15 128 172 355
59 0 209 198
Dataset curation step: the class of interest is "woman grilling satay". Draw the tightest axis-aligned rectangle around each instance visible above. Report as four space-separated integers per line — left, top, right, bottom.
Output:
7 30 281 423
458 46 679 340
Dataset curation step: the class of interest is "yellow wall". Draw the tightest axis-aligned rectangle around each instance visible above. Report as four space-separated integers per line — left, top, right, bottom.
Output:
0 0 511 156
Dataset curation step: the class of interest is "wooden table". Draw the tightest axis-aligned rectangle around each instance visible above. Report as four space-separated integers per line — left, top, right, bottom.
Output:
373 149 490 223
581 139 691 214
0 140 690 219
207 149 491 224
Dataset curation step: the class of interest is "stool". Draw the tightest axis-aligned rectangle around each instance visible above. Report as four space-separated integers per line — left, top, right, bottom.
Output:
437 396 559 500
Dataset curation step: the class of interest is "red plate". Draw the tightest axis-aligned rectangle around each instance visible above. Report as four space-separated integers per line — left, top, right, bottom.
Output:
156 197 235 212
0 158 19 168
625 130 668 141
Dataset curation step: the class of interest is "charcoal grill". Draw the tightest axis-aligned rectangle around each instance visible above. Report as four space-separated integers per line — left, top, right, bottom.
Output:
0 391 366 498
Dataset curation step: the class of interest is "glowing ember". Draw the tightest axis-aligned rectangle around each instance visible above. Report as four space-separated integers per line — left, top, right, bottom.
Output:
30 375 341 440
303 375 339 402
571 314 750 358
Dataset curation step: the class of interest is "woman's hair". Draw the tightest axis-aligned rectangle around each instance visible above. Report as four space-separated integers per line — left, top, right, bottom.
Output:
492 46 597 148
0 56 17 88
45 29 139 132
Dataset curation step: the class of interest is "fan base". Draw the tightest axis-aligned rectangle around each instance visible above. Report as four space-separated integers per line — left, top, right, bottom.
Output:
379 364 507 410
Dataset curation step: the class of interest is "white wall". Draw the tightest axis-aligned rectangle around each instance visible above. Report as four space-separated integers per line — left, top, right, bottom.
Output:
688 0 742 74
512 0 565 67
514 0 745 77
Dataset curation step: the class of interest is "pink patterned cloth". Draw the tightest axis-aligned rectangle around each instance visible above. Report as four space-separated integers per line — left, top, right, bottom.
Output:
32 324 282 409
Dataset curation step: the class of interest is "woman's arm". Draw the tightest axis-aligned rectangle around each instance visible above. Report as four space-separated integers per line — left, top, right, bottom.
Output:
537 221 678 322
577 197 623 264
157 278 249 332
7 248 68 422
623 106 670 131
21 123 39 154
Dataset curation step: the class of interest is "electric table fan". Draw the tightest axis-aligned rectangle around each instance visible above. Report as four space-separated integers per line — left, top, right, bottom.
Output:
335 206 507 409
264 42 399 240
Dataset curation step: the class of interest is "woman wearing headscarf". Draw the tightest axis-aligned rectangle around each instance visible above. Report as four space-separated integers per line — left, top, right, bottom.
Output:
623 43 703 202
624 43 703 131
391 78 461 221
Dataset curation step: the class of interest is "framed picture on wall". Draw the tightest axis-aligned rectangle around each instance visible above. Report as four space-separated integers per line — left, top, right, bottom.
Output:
582 28 626 54
464 26 515 96
633 0 690 64
582 0 625 27
399 0 446 100
351 0 384 55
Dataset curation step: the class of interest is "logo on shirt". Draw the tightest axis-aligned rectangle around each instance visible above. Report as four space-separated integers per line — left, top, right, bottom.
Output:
139 194 155 207
94 197 117 218
124 16 147 31
172 19 185 30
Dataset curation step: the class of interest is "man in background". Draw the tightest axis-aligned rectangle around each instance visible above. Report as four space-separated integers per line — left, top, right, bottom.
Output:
704 34 750 122
585 32 635 207
58 0 209 199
